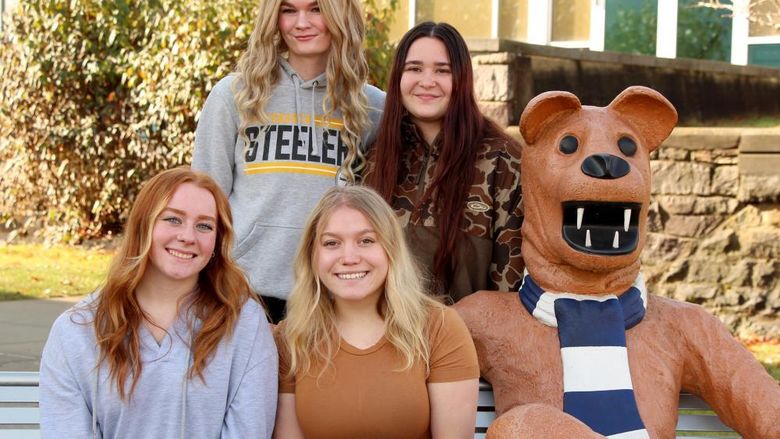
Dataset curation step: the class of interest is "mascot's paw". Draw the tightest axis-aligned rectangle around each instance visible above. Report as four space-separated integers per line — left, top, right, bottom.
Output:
486 403 606 439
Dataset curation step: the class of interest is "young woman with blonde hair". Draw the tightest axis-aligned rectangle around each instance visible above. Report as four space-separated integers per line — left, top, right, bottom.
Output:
193 0 385 322
274 185 479 438
40 167 277 438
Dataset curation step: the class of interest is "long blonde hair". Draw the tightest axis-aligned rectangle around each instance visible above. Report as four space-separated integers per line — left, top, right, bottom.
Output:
282 186 441 378
93 167 254 400
234 0 370 182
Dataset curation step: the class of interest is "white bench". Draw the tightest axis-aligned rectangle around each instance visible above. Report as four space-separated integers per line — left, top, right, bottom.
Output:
0 372 40 439
475 381 739 439
0 373 740 438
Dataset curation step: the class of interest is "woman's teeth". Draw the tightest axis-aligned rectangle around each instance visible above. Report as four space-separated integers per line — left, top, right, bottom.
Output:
337 272 367 280
168 249 195 259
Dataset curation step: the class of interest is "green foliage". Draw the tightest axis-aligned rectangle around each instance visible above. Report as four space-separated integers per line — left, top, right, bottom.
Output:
605 0 657 56
0 0 253 242
363 0 399 89
0 0 396 242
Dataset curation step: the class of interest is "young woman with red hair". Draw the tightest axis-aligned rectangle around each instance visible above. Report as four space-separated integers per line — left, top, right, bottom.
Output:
39 167 277 438
365 22 524 302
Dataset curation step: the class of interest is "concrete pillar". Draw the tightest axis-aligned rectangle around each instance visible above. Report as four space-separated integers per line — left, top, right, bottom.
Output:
730 0 750 65
527 0 552 45
657 0 679 58
590 0 606 51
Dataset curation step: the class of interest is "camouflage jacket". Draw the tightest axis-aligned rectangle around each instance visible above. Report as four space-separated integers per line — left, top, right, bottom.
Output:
370 119 524 302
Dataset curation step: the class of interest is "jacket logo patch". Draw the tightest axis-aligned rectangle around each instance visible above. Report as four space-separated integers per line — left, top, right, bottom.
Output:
467 201 490 212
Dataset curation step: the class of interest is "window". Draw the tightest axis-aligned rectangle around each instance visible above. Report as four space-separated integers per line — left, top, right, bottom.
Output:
415 0 493 38
499 0 529 41
551 0 591 42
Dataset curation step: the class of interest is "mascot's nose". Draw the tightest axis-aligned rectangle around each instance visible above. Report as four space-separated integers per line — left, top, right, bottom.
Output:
581 153 630 179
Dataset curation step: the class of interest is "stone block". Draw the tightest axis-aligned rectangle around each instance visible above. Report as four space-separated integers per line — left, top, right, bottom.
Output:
646 199 664 232
694 196 739 215
651 161 712 195
751 260 779 289
699 229 738 254
738 228 780 258
656 195 696 214
713 155 738 165
653 148 689 161
691 150 713 163
761 208 780 227
665 214 722 237
661 260 689 283
472 52 515 65
674 282 720 302
478 102 511 128
727 205 762 228
687 258 730 284
738 153 780 176
474 64 513 101
738 175 780 202
711 165 738 196
740 131 780 153
663 128 740 150
642 233 695 262
723 260 753 287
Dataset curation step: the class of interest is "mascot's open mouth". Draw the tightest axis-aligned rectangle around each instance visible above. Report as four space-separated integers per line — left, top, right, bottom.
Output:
561 201 641 255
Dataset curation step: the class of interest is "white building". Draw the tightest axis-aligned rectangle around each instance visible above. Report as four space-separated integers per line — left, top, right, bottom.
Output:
384 0 780 67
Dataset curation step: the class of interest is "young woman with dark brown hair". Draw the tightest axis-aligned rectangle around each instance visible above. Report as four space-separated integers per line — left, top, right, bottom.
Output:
39 167 277 438
365 22 524 302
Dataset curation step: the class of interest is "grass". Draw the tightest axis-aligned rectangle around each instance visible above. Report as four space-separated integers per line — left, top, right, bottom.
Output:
745 339 780 382
0 243 113 300
683 114 780 128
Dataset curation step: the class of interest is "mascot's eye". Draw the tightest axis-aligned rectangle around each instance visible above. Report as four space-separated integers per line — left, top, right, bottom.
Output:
618 137 637 156
559 136 578 154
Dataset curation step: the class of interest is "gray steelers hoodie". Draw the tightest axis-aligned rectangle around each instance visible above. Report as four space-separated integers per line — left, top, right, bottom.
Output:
193 58 385 299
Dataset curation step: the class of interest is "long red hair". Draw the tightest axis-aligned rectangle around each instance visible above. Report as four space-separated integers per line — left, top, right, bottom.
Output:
93 167 254 400
366 22 511 292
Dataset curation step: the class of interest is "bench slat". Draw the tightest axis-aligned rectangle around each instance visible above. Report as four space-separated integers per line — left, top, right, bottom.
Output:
676 413 734 432
0 408 39 425
678 393 713 410
478 389 495 407
0 387 39 404
475 411 496 428
0 430 41 439
0 373 39 387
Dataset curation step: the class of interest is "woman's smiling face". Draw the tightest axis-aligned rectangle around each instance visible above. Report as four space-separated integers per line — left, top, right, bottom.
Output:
145 183 218 287
315 206 389 306
400 37 453 129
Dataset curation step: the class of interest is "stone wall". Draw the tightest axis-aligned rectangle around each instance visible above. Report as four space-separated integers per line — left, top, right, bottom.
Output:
644 128 780 339
468 39 780 127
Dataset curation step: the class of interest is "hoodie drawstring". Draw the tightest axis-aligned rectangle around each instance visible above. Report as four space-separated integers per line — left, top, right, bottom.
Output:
310 81 321 157
92 362 99 439
179 338 193 439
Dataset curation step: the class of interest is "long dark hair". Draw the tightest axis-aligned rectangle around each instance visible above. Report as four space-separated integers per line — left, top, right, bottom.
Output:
366 22 506 292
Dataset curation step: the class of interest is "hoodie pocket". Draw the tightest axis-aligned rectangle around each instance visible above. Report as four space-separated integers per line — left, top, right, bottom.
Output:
232 223 303 298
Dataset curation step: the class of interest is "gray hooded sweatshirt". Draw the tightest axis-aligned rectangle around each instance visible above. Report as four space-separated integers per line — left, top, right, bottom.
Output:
193 58 385 299
39 296 277 439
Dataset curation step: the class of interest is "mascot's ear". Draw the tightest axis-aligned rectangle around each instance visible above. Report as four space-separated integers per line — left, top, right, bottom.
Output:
608 86 678 152
520 91 582 145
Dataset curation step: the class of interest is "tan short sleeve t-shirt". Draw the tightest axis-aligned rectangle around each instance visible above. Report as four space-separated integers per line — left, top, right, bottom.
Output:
275 306 479 439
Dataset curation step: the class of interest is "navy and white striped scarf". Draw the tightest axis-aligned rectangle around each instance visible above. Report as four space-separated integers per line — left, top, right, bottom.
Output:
519 272 649 438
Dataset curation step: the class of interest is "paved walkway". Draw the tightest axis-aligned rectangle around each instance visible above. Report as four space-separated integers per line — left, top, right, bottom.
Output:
0 297 81 371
